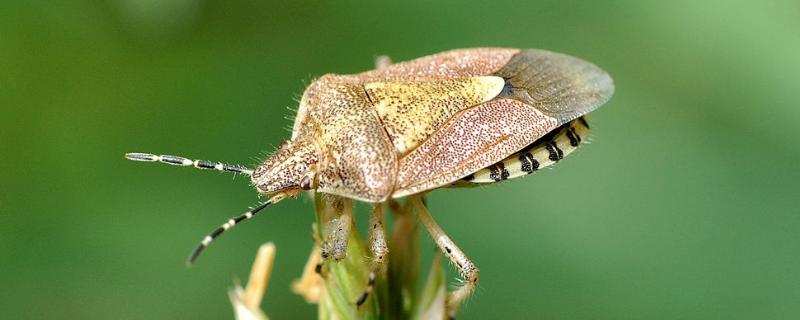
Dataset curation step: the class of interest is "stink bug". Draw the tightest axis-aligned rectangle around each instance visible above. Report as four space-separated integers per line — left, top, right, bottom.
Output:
126 48 614 317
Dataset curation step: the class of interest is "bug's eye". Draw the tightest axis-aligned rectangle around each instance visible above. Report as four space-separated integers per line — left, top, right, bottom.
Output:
299 175 313 190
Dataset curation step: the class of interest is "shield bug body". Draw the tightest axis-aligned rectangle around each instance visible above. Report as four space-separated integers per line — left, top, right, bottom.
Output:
126 48 613 317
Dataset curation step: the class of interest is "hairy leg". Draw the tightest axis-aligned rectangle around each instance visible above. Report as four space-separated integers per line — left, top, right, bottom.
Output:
356 204 389 306
411 196 478 319
321 211 352 261
315 195 353 277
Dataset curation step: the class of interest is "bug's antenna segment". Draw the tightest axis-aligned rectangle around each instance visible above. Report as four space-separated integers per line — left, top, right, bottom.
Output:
125 152 254 176
186 193 290 266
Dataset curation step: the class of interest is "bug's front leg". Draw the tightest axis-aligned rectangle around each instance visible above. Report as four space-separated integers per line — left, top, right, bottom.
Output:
320 205 352 262
356 204 389 306
315 195 353 277
411 195 478 319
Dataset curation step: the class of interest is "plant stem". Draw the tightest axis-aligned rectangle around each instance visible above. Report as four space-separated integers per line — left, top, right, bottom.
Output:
308 194 446 320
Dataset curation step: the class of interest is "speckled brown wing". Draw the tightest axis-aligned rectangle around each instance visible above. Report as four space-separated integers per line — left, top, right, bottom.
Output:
292 48 518 140
392 98 559 197
391 49 614 197
364 76 506 155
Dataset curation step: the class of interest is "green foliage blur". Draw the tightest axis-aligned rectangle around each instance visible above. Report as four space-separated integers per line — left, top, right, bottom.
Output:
1 1 798 319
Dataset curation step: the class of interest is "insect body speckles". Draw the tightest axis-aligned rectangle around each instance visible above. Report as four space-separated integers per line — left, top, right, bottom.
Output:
126 48 614 317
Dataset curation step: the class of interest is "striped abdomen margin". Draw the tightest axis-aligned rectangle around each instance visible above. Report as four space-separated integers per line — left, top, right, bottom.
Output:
453 116 590 186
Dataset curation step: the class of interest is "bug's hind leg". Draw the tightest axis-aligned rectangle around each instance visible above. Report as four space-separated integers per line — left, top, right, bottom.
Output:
356 204 389 306
411 196 478 319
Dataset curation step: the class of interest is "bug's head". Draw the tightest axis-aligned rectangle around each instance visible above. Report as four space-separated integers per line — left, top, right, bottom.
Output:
251 138 319 195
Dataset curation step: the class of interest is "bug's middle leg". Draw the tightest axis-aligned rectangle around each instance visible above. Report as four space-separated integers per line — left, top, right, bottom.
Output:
411 196 478 319
356 204 389 306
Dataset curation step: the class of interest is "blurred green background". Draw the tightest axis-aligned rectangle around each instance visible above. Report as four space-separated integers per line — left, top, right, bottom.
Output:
2 1 799 319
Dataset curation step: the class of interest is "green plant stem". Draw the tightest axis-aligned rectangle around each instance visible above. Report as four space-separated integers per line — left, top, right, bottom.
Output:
311 194 445 320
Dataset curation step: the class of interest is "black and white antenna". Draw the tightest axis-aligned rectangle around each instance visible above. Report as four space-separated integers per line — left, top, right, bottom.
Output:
125 152 254 176
186 200 273 266
125 152 276 265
